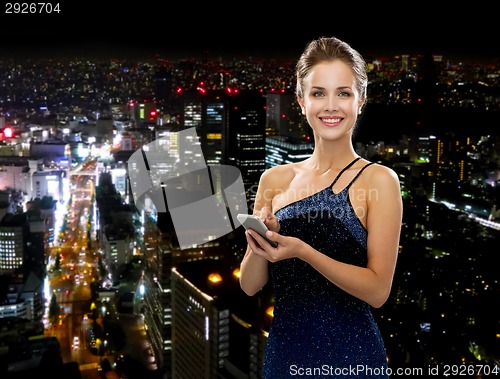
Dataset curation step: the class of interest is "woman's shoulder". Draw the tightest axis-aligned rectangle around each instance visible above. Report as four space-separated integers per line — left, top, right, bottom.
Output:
262 162 297 177
361 161 401 192
363 161 398 180
259 163 297 188
254 163 297 205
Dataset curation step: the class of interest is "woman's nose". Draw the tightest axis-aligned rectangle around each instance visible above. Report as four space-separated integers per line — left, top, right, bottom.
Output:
323 95 338 111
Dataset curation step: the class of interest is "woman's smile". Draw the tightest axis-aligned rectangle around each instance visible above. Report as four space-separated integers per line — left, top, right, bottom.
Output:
319 116 343 126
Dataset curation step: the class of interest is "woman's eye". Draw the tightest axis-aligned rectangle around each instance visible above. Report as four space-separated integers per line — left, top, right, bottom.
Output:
312 91 324 97
338 92 350 97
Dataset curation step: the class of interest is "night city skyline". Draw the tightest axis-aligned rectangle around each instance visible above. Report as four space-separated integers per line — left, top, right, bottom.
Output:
0 5 499 379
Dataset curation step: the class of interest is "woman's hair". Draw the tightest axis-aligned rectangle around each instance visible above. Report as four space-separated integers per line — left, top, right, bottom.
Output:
295 36 368 105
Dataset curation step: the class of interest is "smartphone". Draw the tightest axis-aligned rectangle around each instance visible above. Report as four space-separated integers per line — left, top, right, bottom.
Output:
237 214 278 247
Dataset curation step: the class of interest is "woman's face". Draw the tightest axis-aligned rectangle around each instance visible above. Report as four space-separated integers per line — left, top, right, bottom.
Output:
298 60 364 142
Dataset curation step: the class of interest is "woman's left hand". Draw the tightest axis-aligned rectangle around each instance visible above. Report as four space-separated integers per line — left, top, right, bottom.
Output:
245 229 305 262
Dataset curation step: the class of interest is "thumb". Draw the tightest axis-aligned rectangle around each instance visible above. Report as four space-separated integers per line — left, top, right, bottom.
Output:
266 230 279 245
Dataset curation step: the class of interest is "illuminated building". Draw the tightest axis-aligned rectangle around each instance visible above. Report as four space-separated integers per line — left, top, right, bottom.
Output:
171 259 270 379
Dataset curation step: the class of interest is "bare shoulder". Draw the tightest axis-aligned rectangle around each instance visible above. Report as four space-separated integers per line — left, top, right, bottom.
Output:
255 163 297 203
363 162 401 199
364 162 399 183
259 163 296 188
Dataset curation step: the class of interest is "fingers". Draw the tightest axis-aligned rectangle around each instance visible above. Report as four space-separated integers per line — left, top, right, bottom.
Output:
245 231 264 256
246 229 266 248
254 206 272 221
256 207 280 232
246 230 287 263
265 216 280 233
251 228 279 247
259 206 272 220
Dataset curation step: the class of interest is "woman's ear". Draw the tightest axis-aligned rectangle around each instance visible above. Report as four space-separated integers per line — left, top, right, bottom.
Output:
358 100 366 114
297 96 306 115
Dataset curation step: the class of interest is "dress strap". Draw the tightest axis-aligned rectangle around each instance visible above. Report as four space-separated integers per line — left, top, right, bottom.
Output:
345 162 375 190
330 156 362 187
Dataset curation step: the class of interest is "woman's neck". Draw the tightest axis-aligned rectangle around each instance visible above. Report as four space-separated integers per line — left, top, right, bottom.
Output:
308 140 358 172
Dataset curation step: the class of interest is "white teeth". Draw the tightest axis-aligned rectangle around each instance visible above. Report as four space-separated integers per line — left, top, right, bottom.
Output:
322 118 341 123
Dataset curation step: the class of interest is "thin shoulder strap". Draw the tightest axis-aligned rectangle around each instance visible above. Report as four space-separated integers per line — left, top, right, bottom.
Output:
345 162 375 190
330 157 362 187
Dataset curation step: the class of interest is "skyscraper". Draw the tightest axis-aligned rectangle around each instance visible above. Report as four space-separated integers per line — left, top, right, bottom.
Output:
225 90 266 207
177 89 267 208
171 259 270 379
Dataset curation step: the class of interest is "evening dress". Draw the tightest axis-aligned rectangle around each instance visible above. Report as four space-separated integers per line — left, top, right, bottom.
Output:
262 157 389 379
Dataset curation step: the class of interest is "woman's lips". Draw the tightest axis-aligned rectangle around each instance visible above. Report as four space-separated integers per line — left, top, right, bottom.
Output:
320 117 342 126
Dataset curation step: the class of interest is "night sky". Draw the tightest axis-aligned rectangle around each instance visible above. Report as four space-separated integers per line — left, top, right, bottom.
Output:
0 4 498 62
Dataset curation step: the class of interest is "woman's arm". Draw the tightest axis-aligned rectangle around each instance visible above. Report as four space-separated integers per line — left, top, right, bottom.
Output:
249 164 402 307
239 168 279 296
298 165 402 307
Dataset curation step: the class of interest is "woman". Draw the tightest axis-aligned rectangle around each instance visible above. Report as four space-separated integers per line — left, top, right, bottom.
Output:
239 36 403 378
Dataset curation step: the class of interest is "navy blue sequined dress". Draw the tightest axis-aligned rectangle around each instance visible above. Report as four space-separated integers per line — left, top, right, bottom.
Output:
262 157 389 379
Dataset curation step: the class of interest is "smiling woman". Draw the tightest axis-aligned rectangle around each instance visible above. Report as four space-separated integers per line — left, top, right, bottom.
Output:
239 36 403 379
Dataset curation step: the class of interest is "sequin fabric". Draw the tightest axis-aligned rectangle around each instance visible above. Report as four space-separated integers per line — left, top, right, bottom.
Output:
262 158 389 379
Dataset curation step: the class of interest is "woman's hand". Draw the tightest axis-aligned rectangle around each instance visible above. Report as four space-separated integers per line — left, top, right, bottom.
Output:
245 228 307 263
254 206 280 232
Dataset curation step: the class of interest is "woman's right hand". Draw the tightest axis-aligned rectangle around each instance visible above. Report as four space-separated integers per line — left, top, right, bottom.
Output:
254 206 280 233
